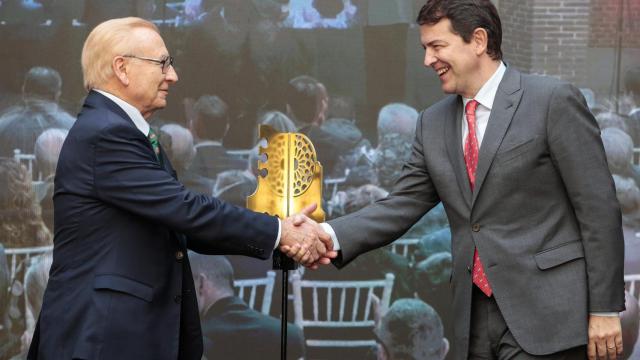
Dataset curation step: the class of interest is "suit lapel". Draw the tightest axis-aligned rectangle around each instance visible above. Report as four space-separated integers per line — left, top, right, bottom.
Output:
86 91 176 177
471 68 523 205
444 96 472 207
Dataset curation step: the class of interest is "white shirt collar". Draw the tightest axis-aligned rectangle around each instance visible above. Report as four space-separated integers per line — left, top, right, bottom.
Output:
630 107 640 117
462 62 507 110
94 89 150 137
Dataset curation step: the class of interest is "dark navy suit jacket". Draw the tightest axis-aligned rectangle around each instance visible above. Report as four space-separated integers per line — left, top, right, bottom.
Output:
28 91 278 360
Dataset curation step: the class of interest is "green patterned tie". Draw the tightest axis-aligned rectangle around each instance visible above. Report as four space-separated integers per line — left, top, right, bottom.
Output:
148 128 162 164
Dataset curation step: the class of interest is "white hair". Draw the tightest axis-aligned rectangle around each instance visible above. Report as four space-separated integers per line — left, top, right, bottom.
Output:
34 128 68 176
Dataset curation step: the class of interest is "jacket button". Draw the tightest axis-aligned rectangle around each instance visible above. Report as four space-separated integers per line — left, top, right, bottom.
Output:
175 251 184 261
174 295 182 304
472 224 481 232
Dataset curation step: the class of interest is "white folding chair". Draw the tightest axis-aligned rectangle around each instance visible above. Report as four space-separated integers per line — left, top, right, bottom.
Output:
14 148 41 181
291 273 395 349
233 270 276 315
389 238 421 260
5 245 54 284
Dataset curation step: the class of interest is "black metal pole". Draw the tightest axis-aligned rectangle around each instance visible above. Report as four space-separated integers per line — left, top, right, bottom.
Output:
273 250 296 360
281 269 289 360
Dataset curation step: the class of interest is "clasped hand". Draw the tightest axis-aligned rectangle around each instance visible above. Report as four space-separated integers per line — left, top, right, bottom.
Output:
279 203 337 268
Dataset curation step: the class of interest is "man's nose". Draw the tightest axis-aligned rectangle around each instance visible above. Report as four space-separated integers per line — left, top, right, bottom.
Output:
165 65 178 83
424 48 436 68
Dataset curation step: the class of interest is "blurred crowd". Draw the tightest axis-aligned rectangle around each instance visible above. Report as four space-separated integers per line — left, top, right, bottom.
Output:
0 63 639 359
0 1 638 358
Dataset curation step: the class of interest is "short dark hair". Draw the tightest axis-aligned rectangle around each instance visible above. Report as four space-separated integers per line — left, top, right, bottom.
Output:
193 95 229 140
23 66 62 101
416 0 503 61
286 75 326 125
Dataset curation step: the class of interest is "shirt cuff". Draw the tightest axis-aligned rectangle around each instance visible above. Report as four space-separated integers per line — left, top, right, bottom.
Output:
590 312 619 317
274 218 282 250
320 223 340 251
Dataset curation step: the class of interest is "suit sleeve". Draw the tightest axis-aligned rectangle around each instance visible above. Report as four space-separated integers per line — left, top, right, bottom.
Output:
546 83 625 312
328 111 440 267
92 122 278 259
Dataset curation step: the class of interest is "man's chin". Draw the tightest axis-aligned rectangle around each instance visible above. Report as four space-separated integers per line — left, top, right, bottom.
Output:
441 85 456 95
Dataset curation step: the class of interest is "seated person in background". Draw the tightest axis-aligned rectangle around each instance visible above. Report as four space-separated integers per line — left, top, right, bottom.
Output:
213 170 257 208
414 251 453 349
328 184 388 218
414 227 452 264
323 117 377 185
285 75 345 174
34 128 68 231
0 158 51 248
595 111 629 133
258 111 297 134
188 95 246 179
400 203 450 241
373 103 419 190
159 123 214 195
0 66 74 158
601 127 640 187
374 298 449 360
189 252 305 360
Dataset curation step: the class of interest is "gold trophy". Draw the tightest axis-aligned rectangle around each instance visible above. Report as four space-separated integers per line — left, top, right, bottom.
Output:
247 124 325 360
247 125 325 264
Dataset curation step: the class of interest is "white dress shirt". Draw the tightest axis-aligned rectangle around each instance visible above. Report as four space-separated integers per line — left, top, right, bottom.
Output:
93 89 282 248
461 62 506 149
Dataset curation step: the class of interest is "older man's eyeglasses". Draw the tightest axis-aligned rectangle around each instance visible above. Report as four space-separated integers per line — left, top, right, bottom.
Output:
123 55 174 74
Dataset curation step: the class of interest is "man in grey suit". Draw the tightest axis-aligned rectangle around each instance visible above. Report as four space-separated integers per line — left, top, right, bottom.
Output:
286 0 624 358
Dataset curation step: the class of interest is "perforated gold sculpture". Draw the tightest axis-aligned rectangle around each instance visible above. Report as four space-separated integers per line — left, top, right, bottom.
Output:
247 125 325 223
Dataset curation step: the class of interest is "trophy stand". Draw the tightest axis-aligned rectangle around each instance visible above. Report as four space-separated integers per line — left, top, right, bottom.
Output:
247 125 325 360
273 252 297 360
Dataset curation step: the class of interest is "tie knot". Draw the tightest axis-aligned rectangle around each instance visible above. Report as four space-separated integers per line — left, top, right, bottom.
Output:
465 100 479 116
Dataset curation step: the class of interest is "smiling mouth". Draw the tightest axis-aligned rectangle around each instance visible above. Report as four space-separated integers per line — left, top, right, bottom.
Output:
435 66 450 77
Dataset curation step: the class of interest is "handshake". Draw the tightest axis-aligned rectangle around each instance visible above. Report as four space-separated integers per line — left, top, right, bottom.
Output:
279 204 338 269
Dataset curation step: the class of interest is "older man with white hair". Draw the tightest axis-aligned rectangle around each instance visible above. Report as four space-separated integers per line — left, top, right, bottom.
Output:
28 17 334 360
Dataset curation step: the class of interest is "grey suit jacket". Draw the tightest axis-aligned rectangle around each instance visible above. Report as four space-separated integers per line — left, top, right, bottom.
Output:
328 68 625 357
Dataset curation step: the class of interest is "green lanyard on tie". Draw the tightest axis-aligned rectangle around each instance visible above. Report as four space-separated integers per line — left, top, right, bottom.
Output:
148 128 163 165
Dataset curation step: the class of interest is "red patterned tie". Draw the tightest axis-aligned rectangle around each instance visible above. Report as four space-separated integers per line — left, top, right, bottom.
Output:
464 100 493 297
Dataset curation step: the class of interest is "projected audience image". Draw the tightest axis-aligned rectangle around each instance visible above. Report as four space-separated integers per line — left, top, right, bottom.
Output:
0 0 638 359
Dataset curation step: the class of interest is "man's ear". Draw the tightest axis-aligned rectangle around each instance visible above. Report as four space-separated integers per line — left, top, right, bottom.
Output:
472 27 489 56
440 338 450 359
112 56 130 86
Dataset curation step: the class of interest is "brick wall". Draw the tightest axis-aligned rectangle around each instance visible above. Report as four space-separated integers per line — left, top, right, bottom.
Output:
499 0 591 86
499 0 533 72
590 0 640 48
